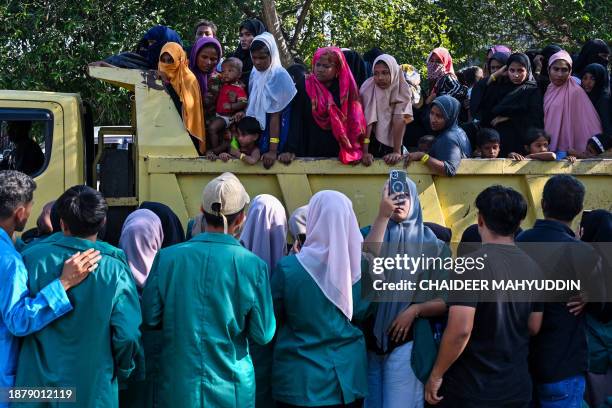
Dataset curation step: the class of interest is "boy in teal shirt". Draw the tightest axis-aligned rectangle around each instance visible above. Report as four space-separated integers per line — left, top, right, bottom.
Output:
16 185 142 408
142 172 275 408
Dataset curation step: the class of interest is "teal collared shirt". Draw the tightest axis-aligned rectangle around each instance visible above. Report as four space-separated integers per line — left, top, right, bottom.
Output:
16 235 142 408
271 255 370 406
142 232 276 408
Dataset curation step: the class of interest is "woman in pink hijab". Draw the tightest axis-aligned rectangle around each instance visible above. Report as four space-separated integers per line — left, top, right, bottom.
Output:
360 54 413 166
544 50 602 152
119 209 164 288
425 47 467 106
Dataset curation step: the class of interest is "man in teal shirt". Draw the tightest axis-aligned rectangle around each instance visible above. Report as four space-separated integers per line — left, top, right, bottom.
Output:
0 171 100 406
15 185 142 408
142 172 276 408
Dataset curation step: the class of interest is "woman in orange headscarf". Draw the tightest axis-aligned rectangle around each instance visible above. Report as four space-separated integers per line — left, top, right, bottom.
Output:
158 42 206 154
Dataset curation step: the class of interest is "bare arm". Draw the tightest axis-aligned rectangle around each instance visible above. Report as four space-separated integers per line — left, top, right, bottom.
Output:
405 152 447 176
425 305 475 405
387 299 447 342
528 311 543 336
363 184 400 255
262 112 281 169
526 152 556 161
244 147 261 165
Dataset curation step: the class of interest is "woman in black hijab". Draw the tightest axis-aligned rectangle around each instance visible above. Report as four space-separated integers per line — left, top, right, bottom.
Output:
139 201 185 247
470 51 510 121
581 63 612 135
573 39 610 78
231 18 266 89
363 47 384 77
474 53 543 156
342 49 368 88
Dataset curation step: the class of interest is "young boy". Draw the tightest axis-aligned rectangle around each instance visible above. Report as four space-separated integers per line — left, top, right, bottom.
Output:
207 57 248 160
568 133 612 159
417 135 435 153
508 128 557 161
474 128 501 159
219 116 261 165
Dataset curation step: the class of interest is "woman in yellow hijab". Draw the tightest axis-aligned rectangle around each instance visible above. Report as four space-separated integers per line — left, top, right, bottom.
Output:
158 42 206 154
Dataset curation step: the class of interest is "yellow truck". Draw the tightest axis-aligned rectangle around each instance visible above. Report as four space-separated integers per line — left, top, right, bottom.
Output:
1 66 611 243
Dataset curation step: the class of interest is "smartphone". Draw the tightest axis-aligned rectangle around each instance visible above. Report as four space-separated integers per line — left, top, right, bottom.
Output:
388 170 410 199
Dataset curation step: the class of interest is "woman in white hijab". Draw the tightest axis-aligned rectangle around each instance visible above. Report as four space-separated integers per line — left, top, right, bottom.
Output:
360 54 413 166
246 32 297 169
240 194 288 408
271 190 369 407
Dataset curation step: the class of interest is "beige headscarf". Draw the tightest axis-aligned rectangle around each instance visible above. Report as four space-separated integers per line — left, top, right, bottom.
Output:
360 54 413 148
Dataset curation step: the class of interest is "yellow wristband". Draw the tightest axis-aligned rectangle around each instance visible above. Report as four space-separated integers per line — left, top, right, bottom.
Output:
240 153 246 161
363 138 371 144
421 153 430 163
270 137 280 144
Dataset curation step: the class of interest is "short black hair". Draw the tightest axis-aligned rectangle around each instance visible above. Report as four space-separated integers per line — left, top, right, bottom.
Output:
0 170 36 218
475 185 527 236
237 116 263 136
524 128 551 146
56 185 107 237
250 40 269 54
194 19 217 35
542 175 585 222
203 209 244 228
477 128 501 147
462 66 482 87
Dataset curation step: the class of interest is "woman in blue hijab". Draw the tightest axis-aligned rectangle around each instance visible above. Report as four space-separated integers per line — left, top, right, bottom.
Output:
91 25 182 70
405 95 471 176
362 177 449 408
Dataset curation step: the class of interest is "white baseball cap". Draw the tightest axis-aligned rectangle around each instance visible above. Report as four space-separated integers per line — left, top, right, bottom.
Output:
201 172 250 217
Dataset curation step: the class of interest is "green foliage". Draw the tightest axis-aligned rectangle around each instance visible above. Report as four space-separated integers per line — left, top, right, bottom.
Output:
1 0 610 125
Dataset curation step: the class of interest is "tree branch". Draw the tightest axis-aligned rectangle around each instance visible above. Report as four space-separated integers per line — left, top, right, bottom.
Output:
281 6 300 20
233 0 256 18
289 0 314 49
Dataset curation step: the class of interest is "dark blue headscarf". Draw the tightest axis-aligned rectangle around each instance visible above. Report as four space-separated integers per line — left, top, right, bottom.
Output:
433 94 461 129
139 25 183 69
431 95 472 173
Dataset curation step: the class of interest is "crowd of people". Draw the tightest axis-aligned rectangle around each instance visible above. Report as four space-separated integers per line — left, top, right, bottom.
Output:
1 167 611 408
90 21 612 175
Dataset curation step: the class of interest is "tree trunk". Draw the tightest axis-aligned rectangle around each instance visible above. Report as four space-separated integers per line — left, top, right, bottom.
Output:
261 0 295 67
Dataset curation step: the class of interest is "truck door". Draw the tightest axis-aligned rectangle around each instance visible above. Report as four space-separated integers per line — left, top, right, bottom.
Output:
0 101 65 232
